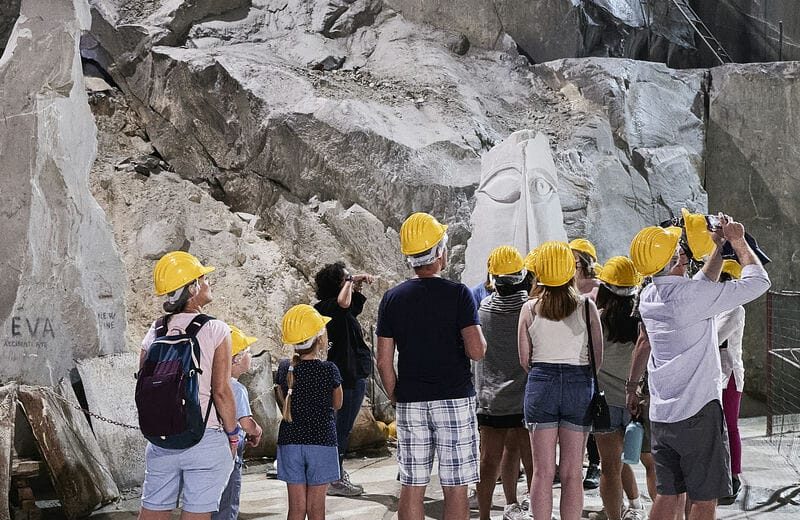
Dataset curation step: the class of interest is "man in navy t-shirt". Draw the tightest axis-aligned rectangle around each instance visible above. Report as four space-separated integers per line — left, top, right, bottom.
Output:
376 212 486 520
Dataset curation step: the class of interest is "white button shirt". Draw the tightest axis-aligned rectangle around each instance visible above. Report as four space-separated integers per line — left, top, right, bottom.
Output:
717 305 746 392
639 264 769 423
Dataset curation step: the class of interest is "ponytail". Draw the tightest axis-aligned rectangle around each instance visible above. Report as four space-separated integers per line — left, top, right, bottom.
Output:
162 280 196 313
280 353 301 423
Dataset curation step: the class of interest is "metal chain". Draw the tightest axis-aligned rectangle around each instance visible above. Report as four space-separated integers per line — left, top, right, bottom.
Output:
43 387 140 431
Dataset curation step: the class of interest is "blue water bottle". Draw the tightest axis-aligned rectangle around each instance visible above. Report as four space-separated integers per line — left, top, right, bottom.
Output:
622 419 644 465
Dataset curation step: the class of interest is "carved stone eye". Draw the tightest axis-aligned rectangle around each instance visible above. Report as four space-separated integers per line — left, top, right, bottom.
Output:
529 170 555 203
478 167 521 204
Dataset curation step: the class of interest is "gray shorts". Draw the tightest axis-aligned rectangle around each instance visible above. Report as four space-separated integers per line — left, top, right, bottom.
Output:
651 401 732 501
142 429 234 513
593 405 631 434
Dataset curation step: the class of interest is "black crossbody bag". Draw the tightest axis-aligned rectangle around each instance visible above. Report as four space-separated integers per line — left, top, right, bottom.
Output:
586 301 611 430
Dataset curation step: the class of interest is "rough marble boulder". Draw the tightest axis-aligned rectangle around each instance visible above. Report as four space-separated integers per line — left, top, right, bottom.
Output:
18 381 119 519
536 58 708 260
0 0 127 386
0 385 14 520
705 61 800 397
75 354 146 489
462 131 568 287
238 358 281 457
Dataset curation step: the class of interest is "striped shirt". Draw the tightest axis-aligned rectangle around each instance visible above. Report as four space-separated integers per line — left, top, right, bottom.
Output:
474 291 529 416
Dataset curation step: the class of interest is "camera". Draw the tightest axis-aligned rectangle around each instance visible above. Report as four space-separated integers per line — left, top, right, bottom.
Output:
706 215 722 230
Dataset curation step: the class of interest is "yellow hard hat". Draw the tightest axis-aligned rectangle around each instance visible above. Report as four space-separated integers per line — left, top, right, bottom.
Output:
230 324 258 357
681 208 715 260
569 238 597 261
523 248 539 276
153 251 215 296
721 259 743 280
281 304 331 346
533 241 576 287
487 245 525 276
597 256 642 287
629 226 682 277
386 420 397 439
399 212 448 255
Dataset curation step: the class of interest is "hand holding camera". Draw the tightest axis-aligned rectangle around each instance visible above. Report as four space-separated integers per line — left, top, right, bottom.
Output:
708 213 728 247
721 217 745 243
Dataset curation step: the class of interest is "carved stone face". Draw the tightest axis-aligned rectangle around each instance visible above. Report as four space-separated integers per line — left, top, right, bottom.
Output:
462 131 567 287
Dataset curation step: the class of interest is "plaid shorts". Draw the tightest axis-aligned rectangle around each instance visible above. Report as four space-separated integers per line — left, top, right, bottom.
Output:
396 396 479 487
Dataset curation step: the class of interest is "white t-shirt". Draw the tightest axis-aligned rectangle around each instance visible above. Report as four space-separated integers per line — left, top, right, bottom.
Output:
717 305 745 392
141 313 231 430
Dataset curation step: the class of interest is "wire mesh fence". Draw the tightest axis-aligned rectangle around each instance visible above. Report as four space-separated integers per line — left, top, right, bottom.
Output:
766 290 800 473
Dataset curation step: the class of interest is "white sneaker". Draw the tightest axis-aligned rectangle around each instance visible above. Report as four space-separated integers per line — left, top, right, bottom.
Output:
503 502 529 520
326 470 364 496
520 494 530 511
622 506 647 520
468 487 478 509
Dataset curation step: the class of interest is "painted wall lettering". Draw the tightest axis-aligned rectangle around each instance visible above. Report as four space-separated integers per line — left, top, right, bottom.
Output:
97 311 116 330
9 316 56 338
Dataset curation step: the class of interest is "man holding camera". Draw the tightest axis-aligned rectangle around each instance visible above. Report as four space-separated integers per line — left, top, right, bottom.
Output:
626 214 770 520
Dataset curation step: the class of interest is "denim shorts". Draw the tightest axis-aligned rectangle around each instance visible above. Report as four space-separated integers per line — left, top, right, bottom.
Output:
142 429 234 513
277 444 340 485
593 405 632 434
524 363 594 433
396 397 479 486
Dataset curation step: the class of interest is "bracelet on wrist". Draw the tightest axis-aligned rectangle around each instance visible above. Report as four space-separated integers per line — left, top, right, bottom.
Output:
225 425 241 437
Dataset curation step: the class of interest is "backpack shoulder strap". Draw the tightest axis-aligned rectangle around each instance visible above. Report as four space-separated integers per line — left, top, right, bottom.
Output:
185 314 214 337
154 315 171 337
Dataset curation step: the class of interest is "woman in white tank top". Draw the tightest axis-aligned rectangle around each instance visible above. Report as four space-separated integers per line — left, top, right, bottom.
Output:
517 241 603 520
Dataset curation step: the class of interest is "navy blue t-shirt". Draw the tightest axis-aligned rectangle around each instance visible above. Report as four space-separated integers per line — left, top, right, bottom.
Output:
376 277 480 403
276 359 342 446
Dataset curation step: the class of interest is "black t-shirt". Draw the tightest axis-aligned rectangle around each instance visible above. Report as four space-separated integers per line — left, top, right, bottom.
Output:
376 277 480 403
276 359 342 447
314 292 372 388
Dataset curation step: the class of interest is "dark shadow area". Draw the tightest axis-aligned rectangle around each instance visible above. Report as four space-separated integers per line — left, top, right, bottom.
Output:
742 483 800 513
0 0 20 57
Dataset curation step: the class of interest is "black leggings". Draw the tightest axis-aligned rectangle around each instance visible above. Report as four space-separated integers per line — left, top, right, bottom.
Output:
587 433 600 465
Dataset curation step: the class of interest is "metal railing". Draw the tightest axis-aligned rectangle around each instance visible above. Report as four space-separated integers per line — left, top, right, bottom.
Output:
766 291 800 473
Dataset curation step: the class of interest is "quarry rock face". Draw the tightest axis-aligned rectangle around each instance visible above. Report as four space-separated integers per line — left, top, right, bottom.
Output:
537 58 708 261
0 0 127 386
0 0 20 56
692 0 800 63
88 0 707 281
705 61 800 397
385 0 702 67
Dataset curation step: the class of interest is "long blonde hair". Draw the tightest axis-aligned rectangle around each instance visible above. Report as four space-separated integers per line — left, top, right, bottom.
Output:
277 335 326 423
531 279 580 321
